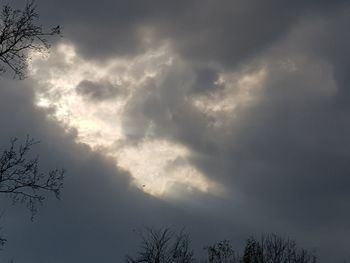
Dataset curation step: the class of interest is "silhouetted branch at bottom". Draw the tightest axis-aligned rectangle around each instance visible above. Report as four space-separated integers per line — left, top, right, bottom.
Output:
126 227 195 263
127 227 318 263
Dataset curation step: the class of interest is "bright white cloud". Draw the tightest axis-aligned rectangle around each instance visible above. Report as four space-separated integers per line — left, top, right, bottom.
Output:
28 43 222 197
28 42 271 198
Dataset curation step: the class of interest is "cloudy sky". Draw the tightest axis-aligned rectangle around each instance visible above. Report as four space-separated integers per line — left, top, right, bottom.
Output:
1 0 350 262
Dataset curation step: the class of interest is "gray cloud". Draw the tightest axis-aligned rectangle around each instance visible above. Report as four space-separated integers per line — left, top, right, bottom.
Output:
1 1 350 262
35 0 347 66
76 79 122 101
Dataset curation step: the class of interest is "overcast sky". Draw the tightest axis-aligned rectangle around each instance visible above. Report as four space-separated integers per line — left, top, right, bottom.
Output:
1 0 350 262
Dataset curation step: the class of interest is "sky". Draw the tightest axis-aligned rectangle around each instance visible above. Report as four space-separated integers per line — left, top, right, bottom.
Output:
0 0 350 262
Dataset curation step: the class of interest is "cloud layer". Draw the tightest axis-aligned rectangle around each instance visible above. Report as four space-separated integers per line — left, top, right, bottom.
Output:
1 0 350 262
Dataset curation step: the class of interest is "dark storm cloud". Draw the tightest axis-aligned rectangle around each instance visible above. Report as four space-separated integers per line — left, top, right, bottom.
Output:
192 9 350 260
191 66 222 93
306 6 350 105
115 3 350 261
2 0 350 262
76 79 122 101
34 0 347 67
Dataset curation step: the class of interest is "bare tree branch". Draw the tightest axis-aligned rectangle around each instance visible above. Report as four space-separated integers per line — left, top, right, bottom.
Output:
0 0 60 78
204 240 239 263
242 234 317 263
126 227 195 263
0 136 64 220
128 229 318 263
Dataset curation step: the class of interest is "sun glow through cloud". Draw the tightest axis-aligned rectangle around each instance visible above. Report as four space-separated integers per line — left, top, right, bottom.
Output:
28 43 221 197
28 42 267 198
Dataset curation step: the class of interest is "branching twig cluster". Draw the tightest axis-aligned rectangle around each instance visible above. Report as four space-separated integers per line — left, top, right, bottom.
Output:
0 0 60 78
205 240 239 263
0 136 64 220
127 228 318 263
242 234 317 263
126 228 195 263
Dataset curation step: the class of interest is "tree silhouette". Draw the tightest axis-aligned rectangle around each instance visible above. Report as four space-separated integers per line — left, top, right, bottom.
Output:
128 228 318 263
242 234 317 263
0 0 63 219
0 136 64 251
0 136 64 219
204 240 239 263
0 0 60 78
126 228 195 263
0 1 62 255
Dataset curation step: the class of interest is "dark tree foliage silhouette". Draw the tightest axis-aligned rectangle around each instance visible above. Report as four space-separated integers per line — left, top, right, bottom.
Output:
128 228 318 263
242 234 317 263
0 0 60 78
0 136 64 218
203 240 239 263
126 228 195 263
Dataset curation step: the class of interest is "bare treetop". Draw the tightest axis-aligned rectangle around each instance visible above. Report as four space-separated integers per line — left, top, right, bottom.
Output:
126 228 195 263
0 0 60 78
127 228 318 263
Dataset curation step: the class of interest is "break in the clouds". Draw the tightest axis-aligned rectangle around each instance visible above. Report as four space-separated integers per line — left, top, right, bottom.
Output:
28 41 269 197
29 43 223 197
1 0 350 262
